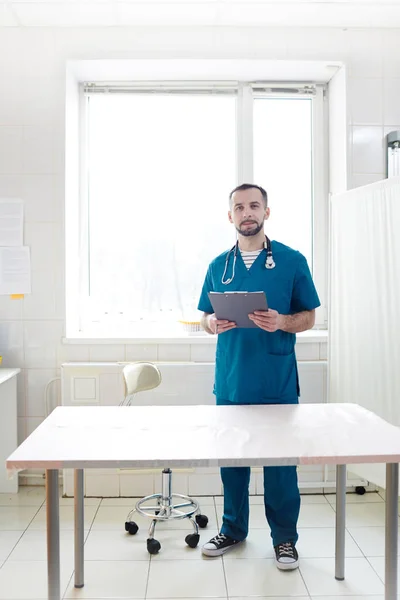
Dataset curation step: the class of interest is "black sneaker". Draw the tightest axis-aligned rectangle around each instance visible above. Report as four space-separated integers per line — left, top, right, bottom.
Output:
274 542 299 570
201 533 242 557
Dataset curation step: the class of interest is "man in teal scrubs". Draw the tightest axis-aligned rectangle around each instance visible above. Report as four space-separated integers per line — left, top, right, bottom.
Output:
198 183 320 569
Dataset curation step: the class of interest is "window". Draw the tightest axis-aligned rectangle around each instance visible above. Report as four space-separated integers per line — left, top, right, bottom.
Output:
254 95 313 267
75 81 327 336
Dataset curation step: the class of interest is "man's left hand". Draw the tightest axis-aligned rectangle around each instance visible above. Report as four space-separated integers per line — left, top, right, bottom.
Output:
248 309 283 332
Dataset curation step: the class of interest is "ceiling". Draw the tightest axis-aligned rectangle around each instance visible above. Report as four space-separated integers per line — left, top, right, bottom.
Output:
0 0 399 28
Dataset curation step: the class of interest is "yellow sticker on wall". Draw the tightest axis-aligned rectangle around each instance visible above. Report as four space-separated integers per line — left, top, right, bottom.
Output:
10 294 24 299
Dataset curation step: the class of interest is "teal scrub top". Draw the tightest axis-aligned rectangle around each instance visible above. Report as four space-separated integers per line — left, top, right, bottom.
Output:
198 241 321 404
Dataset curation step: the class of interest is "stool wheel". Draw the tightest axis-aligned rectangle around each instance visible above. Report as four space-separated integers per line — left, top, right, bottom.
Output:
147 538 161 554
195 514 208 528
185 533 200 548
125 521 139 535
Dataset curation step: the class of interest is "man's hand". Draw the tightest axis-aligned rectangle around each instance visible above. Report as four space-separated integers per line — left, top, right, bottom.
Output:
248 309 283 333
248 309 316 333
207 314 237 335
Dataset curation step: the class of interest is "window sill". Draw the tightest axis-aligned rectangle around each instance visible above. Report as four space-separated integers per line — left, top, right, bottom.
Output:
63 329 328 345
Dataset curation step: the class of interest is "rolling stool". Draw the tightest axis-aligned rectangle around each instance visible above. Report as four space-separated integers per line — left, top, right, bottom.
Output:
122 362 209 554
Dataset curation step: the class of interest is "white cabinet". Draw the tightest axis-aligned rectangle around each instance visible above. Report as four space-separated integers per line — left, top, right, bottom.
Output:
0 369 20 493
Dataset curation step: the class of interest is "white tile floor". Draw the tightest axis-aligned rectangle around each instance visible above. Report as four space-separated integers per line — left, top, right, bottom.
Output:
0 487 395 599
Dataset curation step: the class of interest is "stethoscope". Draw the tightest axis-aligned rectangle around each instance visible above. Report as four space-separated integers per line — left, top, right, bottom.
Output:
221 235 276 285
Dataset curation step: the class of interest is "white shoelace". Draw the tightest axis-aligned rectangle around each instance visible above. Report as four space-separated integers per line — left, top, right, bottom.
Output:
277 542 295 557
211 534 228 546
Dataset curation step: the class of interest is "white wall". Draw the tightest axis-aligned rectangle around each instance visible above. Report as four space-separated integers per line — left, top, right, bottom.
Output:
0 26 398 447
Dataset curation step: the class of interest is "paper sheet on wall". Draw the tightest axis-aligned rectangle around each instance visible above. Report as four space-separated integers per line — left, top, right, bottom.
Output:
0 200 23 247
0 247 31 294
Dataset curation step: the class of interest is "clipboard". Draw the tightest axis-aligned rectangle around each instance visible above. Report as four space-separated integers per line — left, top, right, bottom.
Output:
208 291 268 328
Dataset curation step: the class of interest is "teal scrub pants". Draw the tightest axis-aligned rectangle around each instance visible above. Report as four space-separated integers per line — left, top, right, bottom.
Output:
217 397 300 547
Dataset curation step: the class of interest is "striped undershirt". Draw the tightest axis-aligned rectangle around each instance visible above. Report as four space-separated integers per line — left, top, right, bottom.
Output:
240 248 263 270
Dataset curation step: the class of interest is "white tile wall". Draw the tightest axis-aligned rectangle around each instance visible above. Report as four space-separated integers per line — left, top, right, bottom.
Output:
349 78 383 126
23 320 64 368
0 174 21 198
119 473 155 497
125 344 158 362
346 29 383 78
0 127 23 174
56 342 90 364
63 469 85 497
350 173 385 189
190 344 216 362
16 370 26 418
352 125 385 174
17 416 25 445
22 271 57 320
24 222 61 272
98 373 125 405
158 344 191 362
0 321 24 367
88 344 125 362
0 25 395 454
0 294 24 321
0 78 21 123
188 473 223 496
22 174 62 223
295 343 319 361
22 125 56 174
25 368 58 417
85 473 120 497
319 342 328 360
25 416 44 437
154 471 191 495
21 75 62 128
383 30 400 78
383 78 400 125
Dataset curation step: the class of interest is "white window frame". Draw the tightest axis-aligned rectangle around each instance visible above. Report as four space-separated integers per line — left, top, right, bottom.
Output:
73 79 328 337
237 82 328 329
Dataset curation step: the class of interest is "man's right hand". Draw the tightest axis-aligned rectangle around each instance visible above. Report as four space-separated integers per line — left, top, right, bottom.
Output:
207 314 237 335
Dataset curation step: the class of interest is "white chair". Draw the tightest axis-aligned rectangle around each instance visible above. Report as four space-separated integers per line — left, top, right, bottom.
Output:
122 362 209 554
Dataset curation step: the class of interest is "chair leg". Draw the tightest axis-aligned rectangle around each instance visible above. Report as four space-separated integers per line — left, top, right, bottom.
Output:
126 507 137 521
189 516 199 535
185 518 200 549
146 519 161 555
148 518 158 540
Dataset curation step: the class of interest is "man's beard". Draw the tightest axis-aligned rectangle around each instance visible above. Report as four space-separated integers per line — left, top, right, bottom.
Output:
236 221 264 237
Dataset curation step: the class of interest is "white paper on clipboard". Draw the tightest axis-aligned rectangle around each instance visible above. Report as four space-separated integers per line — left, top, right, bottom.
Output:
208 291 268 328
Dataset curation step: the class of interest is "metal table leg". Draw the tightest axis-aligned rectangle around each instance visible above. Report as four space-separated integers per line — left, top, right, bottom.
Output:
74 469 84 588
385 463 399 600
335 464 346 580
46 469 60 600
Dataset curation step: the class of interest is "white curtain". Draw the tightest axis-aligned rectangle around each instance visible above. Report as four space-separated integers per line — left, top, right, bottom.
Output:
329 177 400 488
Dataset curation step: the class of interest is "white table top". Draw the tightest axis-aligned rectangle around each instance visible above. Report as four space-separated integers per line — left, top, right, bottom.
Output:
0 368 20 386
6 403 400 473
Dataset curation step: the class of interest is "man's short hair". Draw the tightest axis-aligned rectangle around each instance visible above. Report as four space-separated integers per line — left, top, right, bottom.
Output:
229 184 268 208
